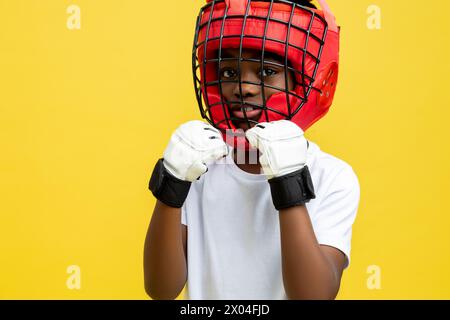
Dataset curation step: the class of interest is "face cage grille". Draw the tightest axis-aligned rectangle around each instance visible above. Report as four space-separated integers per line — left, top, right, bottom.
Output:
192 0 328 131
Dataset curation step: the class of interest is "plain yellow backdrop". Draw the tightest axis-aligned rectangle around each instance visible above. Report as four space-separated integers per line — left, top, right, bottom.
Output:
1 0 449 299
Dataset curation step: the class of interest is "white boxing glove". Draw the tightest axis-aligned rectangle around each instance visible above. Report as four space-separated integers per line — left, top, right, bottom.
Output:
163 120 229 182
245 120 308 180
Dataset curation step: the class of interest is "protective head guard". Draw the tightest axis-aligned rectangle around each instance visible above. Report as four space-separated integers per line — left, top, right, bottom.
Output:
192 0 340 150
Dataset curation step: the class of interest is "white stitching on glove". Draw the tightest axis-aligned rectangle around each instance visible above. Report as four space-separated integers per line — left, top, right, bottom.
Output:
245 120 308 179
163 120 229 182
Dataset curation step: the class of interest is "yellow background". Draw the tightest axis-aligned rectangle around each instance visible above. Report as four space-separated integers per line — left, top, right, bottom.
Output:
1 0 449 299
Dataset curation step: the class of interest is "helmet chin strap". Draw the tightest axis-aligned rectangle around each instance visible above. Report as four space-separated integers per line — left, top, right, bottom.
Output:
223 127 252 151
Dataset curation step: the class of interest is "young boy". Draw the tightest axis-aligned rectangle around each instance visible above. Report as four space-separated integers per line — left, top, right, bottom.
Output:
144 0 360 300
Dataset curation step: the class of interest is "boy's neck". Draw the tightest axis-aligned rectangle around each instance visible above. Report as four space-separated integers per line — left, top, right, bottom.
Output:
232 148 262 174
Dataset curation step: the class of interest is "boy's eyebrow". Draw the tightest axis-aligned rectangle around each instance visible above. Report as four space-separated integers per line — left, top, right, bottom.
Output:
262 52 285 63
220 51 235 59
220 50 285 63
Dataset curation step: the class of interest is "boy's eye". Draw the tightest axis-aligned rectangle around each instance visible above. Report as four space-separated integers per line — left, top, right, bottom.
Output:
221 69 237 79
261 68 277 77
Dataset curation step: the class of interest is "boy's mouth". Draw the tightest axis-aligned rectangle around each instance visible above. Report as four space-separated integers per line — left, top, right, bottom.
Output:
230 105 263 122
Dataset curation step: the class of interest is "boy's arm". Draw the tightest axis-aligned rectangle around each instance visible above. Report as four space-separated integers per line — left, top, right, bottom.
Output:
279 205 346 300
144 120 228 299
245 121 357 300
143 200 187 300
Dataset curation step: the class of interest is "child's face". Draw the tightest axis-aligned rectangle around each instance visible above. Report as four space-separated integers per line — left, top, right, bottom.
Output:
218 48 295 131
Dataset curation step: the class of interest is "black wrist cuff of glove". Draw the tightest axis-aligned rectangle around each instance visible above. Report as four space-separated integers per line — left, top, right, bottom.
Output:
148 158 191 208
268 165 316 211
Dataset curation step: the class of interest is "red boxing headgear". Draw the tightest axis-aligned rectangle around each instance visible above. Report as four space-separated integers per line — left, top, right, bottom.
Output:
192 0 340 150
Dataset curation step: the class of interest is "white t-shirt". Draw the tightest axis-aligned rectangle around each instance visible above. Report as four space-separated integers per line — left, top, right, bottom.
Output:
181 140 360 300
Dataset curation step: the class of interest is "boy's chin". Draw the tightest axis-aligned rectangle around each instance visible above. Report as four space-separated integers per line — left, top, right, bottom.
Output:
231 120 259 132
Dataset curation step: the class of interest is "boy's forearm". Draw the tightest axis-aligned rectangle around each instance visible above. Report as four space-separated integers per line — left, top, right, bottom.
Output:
279 205 340 300
143 200 187 300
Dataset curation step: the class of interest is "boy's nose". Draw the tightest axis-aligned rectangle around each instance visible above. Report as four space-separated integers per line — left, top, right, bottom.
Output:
233 70 261 99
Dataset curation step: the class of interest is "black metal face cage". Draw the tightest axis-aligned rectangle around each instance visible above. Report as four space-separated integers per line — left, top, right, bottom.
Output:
192 0 328 131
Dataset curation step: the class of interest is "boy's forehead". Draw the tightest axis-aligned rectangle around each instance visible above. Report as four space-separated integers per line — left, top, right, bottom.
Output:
222 48 284 62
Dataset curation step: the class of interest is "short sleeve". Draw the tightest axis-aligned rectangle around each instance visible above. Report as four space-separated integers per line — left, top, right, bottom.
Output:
312 165 360 269
181 202 187 226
